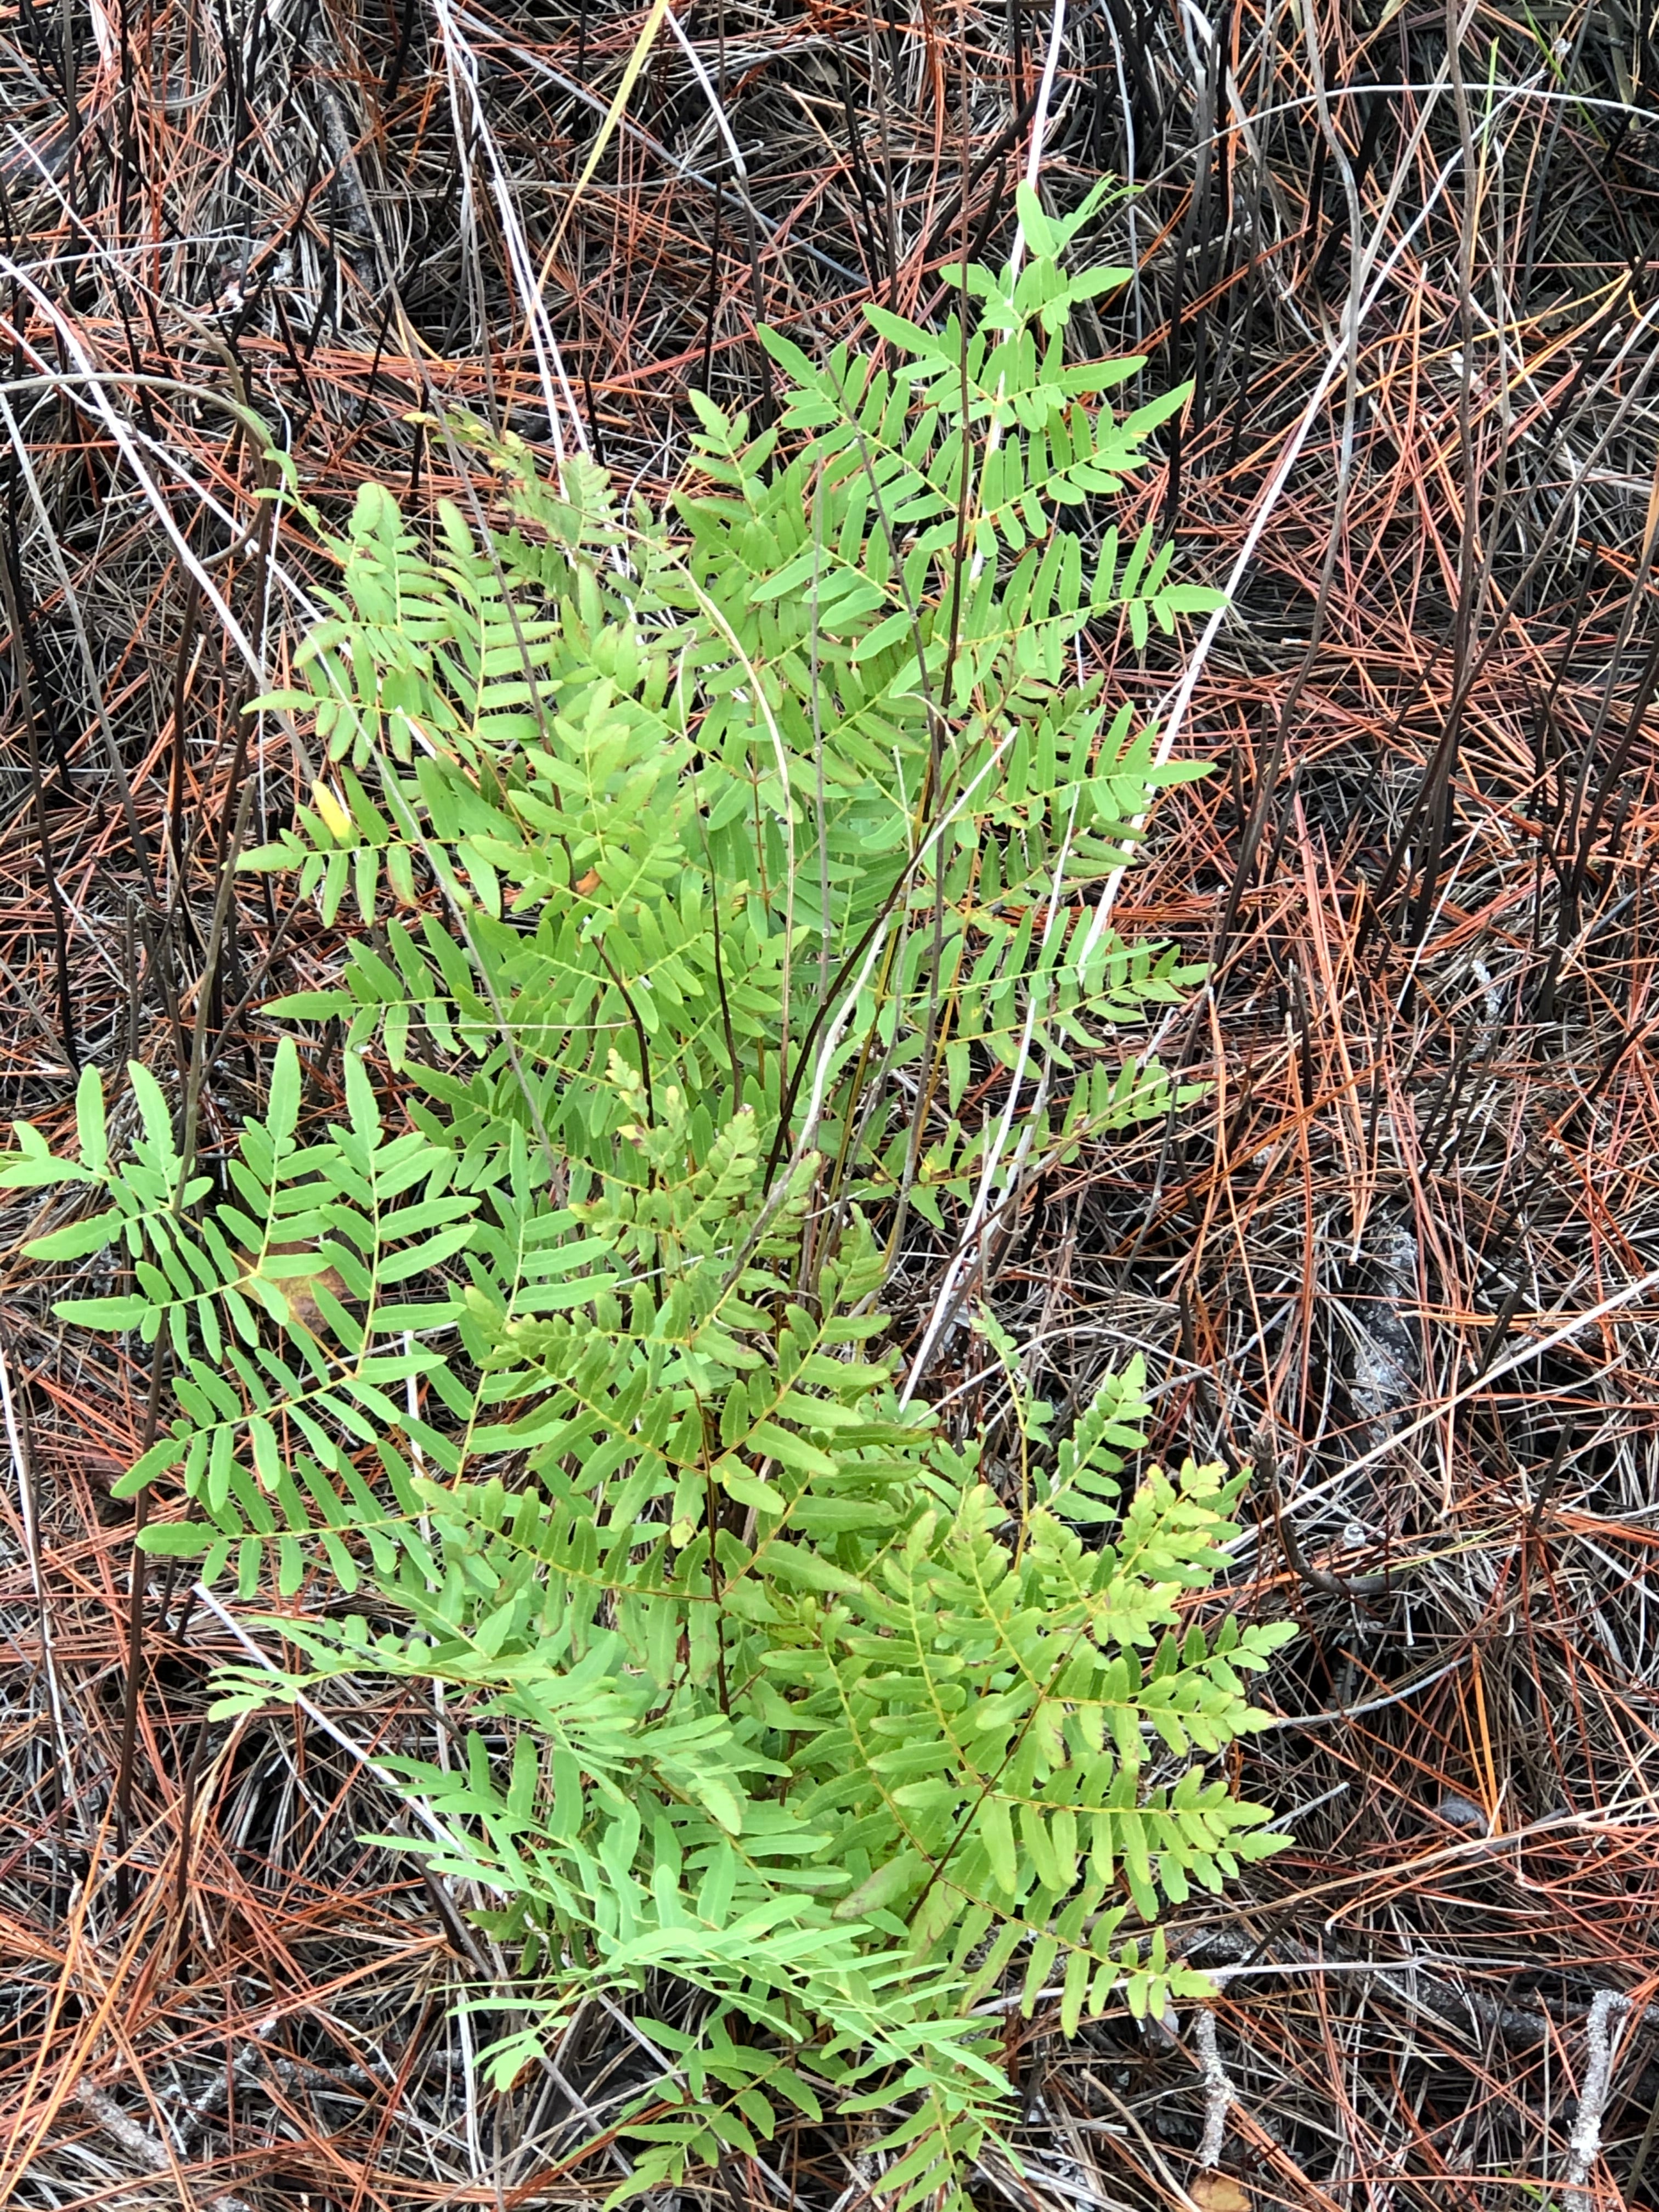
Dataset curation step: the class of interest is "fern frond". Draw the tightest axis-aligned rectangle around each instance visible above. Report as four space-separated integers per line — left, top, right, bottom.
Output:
3 198 1280 2212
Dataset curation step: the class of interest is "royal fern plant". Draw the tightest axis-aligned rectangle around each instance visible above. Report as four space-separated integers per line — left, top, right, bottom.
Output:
4 185 1292 2204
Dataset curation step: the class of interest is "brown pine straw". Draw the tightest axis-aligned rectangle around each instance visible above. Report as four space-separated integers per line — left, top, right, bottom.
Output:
4 0 1659 2203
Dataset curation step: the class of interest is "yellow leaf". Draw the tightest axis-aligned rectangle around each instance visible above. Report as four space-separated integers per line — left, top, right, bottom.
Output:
312 781 352 839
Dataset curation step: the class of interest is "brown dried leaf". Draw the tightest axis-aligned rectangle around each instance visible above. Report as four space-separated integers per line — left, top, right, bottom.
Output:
246 1243 351 1338
1190 2177 1250 2212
